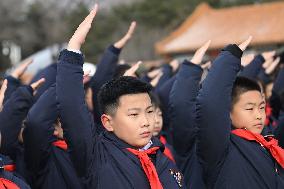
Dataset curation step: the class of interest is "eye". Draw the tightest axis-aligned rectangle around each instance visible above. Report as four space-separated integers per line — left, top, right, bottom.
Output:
260 106 265 110
147 110 154 114
245 108 253 111
129 113 138 117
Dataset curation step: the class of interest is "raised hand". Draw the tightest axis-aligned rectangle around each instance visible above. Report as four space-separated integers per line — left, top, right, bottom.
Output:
201 61 212 70
265 57 280 75
67 4 98 51
169 59 179 72
262 50 276 61
114 21 136 49
123 61 142 77
191 40 211 65
0 79 8 111
241 53 255 67
150 72 163 87
238 36 252 51
11 59 33 79
30 78 45 93
147 68 162 79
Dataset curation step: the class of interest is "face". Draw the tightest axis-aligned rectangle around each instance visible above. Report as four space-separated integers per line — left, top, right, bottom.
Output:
152 107 163 137
101 93 155 148
230 90 266 134
265 82 273 100
53 120 64 139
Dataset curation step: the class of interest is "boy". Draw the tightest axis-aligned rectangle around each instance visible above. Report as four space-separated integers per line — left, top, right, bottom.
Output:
196 37 284 188
56 5 186 188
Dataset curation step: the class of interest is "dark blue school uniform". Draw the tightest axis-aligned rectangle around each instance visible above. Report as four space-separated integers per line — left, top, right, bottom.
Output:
23 85 82 189
239 54 265 79
196 44 284 189
169 60 206 189
30 63 57 101
0 86 34 182
0 154 30 189
56 49 187 189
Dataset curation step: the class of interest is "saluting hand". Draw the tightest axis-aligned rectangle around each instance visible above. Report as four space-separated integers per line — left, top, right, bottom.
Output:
191 40 211 65
114 21 137 49
67 4 98 51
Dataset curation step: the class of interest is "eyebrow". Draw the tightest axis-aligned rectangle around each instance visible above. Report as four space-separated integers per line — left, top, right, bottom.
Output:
127 105 153 111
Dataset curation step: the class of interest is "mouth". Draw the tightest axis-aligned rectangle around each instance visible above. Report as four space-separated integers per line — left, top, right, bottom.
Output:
140 131 151 138
254 124 263 129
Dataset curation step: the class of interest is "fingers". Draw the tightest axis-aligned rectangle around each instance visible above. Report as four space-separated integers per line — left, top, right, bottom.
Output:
262 50 276 61
114 21 137 49
147 68 162 79
126 21 136 38
201 61 212 70
241 53 255 67
169 59 179 72
11 58 33 79
150 72 163 87
262 58 273 69
67 4 98 50
265 57 280 75
83 70 91 84
0 79 8 110
30 78 45 91
238 36 252 51
123 61 142 77
191 40 211 65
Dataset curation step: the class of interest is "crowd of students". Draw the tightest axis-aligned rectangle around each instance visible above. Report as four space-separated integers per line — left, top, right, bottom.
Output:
0 4 284 189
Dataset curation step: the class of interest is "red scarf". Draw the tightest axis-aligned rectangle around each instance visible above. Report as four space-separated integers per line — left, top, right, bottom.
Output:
159 136 175 163
0 178 20 189
232 129 284 168
3 165 15 172
52 140 68 151
127 147 163 189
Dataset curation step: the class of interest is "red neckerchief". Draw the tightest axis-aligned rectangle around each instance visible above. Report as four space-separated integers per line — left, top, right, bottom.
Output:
159 136 175 163
127 147 163 189
3 165 15 172
232 129 284 168
0 178 20 189
52 140 68 151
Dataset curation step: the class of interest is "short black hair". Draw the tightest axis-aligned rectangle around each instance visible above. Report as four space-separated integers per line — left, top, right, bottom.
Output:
149 92 162 110
98 76 152 115
231 76 262 109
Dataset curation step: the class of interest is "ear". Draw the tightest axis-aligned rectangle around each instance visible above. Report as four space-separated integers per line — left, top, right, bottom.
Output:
101 114 114 132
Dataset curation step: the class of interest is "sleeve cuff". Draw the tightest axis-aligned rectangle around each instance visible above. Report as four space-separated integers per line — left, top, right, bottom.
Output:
222 44 243 59
109 45 121 55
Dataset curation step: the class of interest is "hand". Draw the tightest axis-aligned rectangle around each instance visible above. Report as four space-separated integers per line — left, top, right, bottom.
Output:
265 57 280 75
0 79 8 111
201 61 212 70
147 68 162 79
169 59 179 72
150 72 163 87
241 53 255 67
123 61 142 77
191 40 211 65
11 59 33 79
30 78 45 92
67 4 98 51
114 21 136 49
238 36 252 51
83 70 91 84
262 50 276 61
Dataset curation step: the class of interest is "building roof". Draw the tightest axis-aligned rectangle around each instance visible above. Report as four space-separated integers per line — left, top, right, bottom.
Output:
156 1 284 55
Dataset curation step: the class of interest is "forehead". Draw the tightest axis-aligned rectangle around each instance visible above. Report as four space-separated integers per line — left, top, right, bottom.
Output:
238 90 264 105
118 93 152 109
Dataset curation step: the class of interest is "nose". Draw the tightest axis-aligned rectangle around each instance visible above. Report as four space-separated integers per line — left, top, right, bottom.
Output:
141 113 150 128
255 109 263 120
